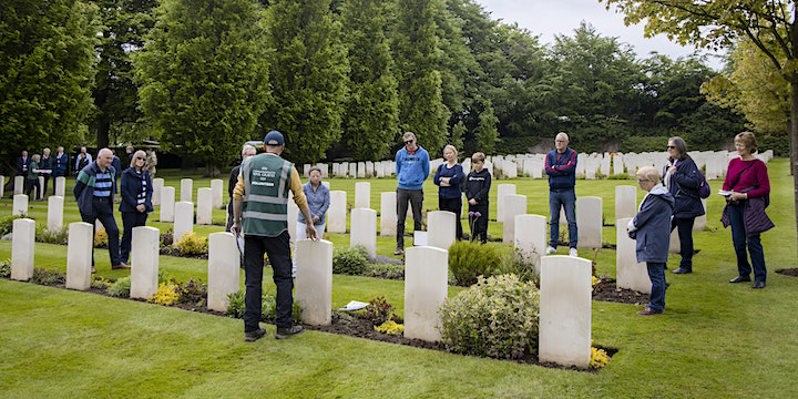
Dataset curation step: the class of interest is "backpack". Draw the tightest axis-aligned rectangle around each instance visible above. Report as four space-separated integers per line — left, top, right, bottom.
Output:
697 172 711 199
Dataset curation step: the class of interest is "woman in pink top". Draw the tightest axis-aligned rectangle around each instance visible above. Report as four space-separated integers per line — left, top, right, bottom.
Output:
721 132 772 289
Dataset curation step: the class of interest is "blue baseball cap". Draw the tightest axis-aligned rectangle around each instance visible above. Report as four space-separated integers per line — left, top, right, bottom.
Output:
264 130 285 146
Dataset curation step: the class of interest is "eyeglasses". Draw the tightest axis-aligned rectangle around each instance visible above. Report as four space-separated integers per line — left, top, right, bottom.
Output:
637 179 650 183
404 140 414 145
136 157 145 160
667 145 676 150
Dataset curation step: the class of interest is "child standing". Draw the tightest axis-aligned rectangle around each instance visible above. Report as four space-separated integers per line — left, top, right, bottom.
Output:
465 152 491 243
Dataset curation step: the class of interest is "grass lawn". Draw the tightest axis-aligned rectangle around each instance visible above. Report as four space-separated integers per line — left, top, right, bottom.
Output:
1 159 798 398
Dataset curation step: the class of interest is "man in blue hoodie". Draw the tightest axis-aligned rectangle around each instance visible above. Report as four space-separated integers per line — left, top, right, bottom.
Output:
394 132 430 255
545 132 579 257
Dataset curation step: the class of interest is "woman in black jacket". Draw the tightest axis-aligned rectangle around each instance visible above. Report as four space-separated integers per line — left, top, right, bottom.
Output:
663 137 706 274
119 150 153 264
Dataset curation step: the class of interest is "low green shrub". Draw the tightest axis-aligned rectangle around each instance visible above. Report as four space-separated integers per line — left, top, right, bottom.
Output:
0 215 23 236
362 296 398 326
91 276 113 290
0 259 11 278
500 248 539 284
439 274 541 360
36 226 68 245
226 290 246 318
332 245 370 275
149 283 180 305
226 289 300 323
108 277 131 297
31 268 66 286
174 232 208 257
448 241 507 286
176 279 207 306
365 263 404 280
160 227 174 247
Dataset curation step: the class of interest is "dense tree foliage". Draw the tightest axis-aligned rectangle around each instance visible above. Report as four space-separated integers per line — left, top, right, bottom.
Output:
0 0 98 172
263 0 349 164
134 0 270 176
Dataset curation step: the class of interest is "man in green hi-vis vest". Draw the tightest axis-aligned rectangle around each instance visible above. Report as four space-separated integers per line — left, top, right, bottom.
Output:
232 130 318 342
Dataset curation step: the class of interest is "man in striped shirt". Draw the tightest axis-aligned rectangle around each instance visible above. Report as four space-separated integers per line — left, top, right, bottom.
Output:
74 148 128 272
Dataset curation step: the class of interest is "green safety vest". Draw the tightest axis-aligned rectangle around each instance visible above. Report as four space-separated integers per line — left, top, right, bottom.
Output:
241 153 293 237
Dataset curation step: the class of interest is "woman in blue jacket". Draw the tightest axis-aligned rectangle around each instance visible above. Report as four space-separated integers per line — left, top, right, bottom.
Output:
628 166 675 316
662 137 705 274
434 145 465 240
119 150 153 263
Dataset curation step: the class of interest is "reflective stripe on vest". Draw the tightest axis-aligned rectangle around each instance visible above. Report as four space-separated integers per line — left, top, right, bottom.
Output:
241 154 293 237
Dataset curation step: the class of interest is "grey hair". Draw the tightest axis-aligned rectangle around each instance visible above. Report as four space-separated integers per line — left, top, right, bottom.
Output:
241 144 257 156
668 136 689 160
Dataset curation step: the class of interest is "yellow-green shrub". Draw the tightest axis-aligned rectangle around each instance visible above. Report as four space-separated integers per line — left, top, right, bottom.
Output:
590 347 609 369
94 228 108 247
148 283 180 305
374 321 404 335
175 232 208 257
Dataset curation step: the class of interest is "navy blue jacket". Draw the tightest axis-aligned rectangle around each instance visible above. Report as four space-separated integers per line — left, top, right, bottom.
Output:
53 153 68 176
111 156 122 179
434 163 465 199
628 184 675 263
16 156 30 175
545 147 577 190
465 168 491 207
662 157 705 219
119 168 153 213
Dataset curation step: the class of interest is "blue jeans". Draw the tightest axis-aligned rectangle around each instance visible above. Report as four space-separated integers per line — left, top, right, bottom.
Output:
646 262 667 312
549 189 577 248
727 204 767 283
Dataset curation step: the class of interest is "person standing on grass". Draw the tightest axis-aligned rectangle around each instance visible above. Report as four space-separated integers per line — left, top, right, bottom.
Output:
75 146 92 173
721 132 772 289
394 131 430 255
39 148 53 198
232 130 318 342
73 148 128 273
119 150 153 264
226 144 257 232
627 166 674 316
434 145 465 240
53 146 68 186
465 152 491 244
544 132 579 257
24 154 43 200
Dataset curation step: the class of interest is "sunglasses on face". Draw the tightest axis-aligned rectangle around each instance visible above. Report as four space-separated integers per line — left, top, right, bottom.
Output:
667 145 676 150
404 140 414 145
136 157 145 160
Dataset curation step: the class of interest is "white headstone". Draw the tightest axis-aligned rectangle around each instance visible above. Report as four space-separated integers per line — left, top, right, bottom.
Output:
180 178 193 202
12 194 28 216
355 182 371 209
350 208 377 257
152 178 164 206
14 176 24 195
348 163 357 178
694 199 707 231
427 211 456 250
207 232 240 312
357 162 366 178
615 185 637 221
130 226 160 300
210 179 224 209
514 214 547 274
11 218 36 281
612 153 624 175
496 184 516 223
174 201 194 242
196 188 213 225
502 194 527 243
615 217 651 294
328 191 347 233
36 176 44 200
287 199 299 245
66 222 93 290
160 186 175 222
47 196 64 232
380 192 397 236
669 226 680 253
295 239 333 326
404 246 448 342
539 255 592 369
577 196 602 249
0 175 3 198
55 176 66 197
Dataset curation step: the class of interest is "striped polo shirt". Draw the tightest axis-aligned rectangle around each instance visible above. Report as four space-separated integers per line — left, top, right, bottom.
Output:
94 170 113 198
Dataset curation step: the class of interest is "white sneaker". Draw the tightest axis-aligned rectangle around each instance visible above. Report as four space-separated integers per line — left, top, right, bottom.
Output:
569 248 578 257
545 246 556 255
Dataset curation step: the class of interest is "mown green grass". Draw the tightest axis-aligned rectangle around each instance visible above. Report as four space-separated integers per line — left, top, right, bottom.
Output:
1 159 797 398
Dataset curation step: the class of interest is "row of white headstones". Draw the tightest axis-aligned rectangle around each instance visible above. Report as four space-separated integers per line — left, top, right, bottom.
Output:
8 179 709 369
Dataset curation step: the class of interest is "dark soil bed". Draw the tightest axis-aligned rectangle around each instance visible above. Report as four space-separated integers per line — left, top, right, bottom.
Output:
775 268 798 277
592 278 649 306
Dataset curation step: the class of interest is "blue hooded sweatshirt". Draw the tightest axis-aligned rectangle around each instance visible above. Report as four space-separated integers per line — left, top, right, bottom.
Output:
395 146 430 190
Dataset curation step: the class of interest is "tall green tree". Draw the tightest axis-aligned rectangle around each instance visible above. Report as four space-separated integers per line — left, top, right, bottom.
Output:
602 0 798 254
392 0 449 156
263 0 349 164
90 0 156 148
134 0 269 176
339 0 399 161
475 99 499 154
0 0 99 172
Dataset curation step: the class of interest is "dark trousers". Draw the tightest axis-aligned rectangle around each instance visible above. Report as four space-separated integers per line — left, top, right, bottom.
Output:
121 211 149 263
646 262 667 312
80 198 122 266
41 175 50 198
24 179 40 199
727 204 767 283
439 196 463 240
244 231 293 332
396 188 423 248
468 204 489 243
671 217 695 271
